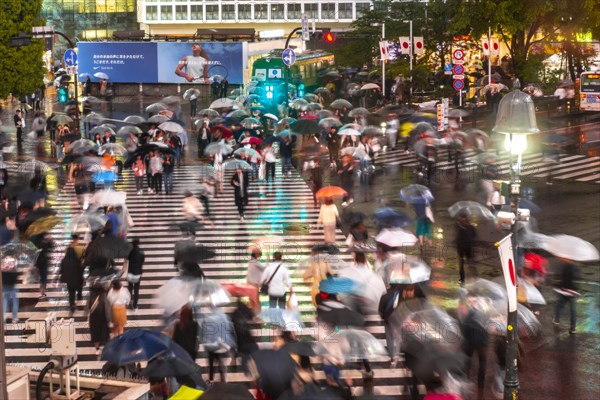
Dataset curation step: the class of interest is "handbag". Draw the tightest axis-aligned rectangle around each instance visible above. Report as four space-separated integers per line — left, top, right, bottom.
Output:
127 273 141 283
258 162 266 180
260 263 281 295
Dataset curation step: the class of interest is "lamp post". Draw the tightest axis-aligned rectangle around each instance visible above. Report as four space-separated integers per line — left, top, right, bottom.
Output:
492 79 539 400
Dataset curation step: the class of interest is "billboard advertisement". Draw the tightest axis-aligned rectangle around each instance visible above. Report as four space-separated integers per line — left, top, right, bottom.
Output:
78 42 247 84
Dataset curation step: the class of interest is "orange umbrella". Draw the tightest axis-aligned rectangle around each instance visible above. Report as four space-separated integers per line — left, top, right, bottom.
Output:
316 186 347 200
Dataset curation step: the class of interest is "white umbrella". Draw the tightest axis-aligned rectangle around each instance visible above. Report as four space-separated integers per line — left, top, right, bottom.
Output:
94 72 109 80
375 228 417 248
263 113 278 121
210 98 235 109
99 143 128 156
385 254 431 284
156 277 230 315
540 234 599 262
90 189 127 207
317 328 387 362
204 142 233 156
146 102 168 114
123 115 146 124
147 115 170 124
158 121 184 133
360 83 380 90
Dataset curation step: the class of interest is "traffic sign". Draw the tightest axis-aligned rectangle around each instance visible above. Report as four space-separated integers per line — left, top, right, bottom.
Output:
282 48 296 67
452 49 465 61
452 64 465 75
444 64 452 71
453 80 465 91
453 74 465 80
64 49 77 67
452 60 464 65
301 14 309 41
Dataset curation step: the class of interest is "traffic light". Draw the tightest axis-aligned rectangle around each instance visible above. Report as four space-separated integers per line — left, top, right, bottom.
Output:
265 85 274 100
298 83 305 97
323 32 335 43
58 87 67 103
307 29 343 51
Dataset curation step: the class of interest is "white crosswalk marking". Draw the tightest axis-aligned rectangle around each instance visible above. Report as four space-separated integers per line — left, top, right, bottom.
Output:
375 147 600 184
5 161 420 398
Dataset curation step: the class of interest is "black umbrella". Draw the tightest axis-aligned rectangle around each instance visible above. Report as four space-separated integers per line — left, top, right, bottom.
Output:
317 302 365 327
290 119 320 135
88 267 122 284
141 355 206 388
200 383 253 400
341 210 366 227
249 350 296 400
85 235 133 261
311 244 340 255
174 241 217 264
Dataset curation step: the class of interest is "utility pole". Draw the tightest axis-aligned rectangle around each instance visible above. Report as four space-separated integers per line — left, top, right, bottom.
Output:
381 23 386 98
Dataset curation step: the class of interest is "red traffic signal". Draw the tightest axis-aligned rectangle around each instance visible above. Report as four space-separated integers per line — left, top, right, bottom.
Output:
323 32 335 43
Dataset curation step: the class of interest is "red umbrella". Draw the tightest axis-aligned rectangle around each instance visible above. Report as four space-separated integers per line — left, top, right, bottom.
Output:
213 125 232 139
300 113 318 120
241 136 263 145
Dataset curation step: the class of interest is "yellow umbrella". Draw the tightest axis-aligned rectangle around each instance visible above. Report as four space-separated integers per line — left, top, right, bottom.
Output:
25 216 62 237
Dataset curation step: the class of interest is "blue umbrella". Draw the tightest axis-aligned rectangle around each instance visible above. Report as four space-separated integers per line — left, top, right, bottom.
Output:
399 184 434 205
101 329 172 365
92 170 117 185
160 341 194 363
319 276 358 294
373 208 413 228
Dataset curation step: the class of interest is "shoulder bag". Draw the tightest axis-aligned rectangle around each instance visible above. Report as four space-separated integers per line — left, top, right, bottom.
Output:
260 263 281 295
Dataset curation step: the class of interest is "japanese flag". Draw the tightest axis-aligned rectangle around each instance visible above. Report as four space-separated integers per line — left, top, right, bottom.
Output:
399 36 411 55
497 234 517 312
413 36 424 55
481 37 490 55
379 41 390 60
491 38 500 55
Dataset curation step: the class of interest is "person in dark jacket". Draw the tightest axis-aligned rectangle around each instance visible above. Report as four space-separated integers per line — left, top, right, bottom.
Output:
231 300 259 374
35 233 53 298
231 167 249 221
337 155 354 206
553 259 580 334
126 238 145 309
60 241 84 312
88 283 110 356
326 127 340 167
172 304 198 360
280 136 294 177
455 212 476 284
462 309 488 393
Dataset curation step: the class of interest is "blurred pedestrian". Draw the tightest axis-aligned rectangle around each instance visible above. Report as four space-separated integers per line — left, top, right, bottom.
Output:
35 233 53 299
172 304 198 360
2 257 20 323
132 154 146 195
150 151 164 194
385 113 399 150
326 126 340 167
59 236 84 313
231 166 249 221
126 238 144 310
88 283 110 355
553 258 580 334
338 156 355 206
413 201 434 250
317 196 339 244
263 145 276 182
14 109 23 144
181 190 213 237
163 153 175 194
455 212 476 284
106 280 130 336
246 248 265 314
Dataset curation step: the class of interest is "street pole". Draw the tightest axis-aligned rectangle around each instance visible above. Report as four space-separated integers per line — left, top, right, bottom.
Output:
381 23 386 98
488 26 492 83
284 27 302 116
54 31 81 132
505 132 521 400
409 20 413 104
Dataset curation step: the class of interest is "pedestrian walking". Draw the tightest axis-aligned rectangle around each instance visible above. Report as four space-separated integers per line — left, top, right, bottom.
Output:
280 135 294 177
150 151 164 194
308 160 323 207
2 259 20 323
385 113 399 150
326 127 340 168
263 145 276 182
172 304 198 360
132 154 146 195
246 248 266 314
303 258 333 306
413 201 434 250
201 308 235 383
260 251 292 309
220 78 229 98
144 150 154 193
231 167 249 221
553 258 580 334
88 283 110 355
338 155 355 206
455 212 476 284
317 197 339 244
181 190 213 237
35 233 53 298
59 236 84 313
14 109 23 144
126 239 144 310
163 153 175 194
106 280 131 336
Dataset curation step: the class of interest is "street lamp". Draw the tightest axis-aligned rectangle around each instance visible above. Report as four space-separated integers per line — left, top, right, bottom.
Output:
492 79 539 400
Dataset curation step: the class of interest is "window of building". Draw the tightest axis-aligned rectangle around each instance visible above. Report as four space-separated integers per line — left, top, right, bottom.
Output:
321 3 335 19
190 4 203 20
206 4 219 20
304 3 317 19
160 5 173 20
222 4 235 20
338 3 352 19
271 4 284 20
287 4 301 20
175 5 187 20
356 3 371 18
146 5 158 20
255 4 267 20
238 4 251 20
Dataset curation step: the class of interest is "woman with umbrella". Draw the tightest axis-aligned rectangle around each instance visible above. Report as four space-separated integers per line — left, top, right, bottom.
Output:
317 196 339 244
35 232 53 299
337 155 355 206
88 283 110 356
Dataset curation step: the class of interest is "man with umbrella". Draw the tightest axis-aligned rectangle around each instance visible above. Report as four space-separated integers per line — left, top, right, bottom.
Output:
14 109 23 144
553 258 580 334
455 211 476 285
326 126 340 168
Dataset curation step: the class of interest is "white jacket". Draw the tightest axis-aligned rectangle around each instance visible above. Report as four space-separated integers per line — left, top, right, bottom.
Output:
261 262 291 297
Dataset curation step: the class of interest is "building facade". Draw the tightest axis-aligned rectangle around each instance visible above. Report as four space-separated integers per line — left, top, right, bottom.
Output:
41 0 138 41
138 1 374 36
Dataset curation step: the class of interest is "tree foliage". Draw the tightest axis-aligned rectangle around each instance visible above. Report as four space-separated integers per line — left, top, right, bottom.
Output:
0 0 46 98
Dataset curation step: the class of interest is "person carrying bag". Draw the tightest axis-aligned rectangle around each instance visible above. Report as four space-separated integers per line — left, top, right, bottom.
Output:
260 252 292 309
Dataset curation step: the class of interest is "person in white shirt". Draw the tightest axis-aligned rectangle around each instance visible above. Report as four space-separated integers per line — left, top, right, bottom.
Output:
246 249 266 313
317 197 339 244
263 145 277 182
385 113 399 150
260 252 292 309
181 191 214 237
150 152 164 194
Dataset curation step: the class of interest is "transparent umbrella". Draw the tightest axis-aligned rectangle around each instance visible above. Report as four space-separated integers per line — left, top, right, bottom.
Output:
539 234 599 262
349 107 370 117
375 228 418 248
448 201 495 220
222 159 251 171
123 115 146 124
146 102 168 114
241 117 262 129
147 114 170 124
183 88 201 101
99 143 127 156
319 118 342 129
330 99 353 110
156 277 231 315
158 121 184 133
384 254 431 284
317 328 387 362
399 184 434 204
197 108 220 119
116 125 143 138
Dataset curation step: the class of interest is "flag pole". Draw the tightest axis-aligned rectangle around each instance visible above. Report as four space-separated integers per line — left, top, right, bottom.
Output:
382 23 386 98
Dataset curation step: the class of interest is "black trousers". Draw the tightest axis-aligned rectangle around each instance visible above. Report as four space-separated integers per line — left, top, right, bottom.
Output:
457 246 473 282
153 173 163 193
128 281 141 308
465 342 487 389
67 284 82 307
266 162 275 181
208 351 227 381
